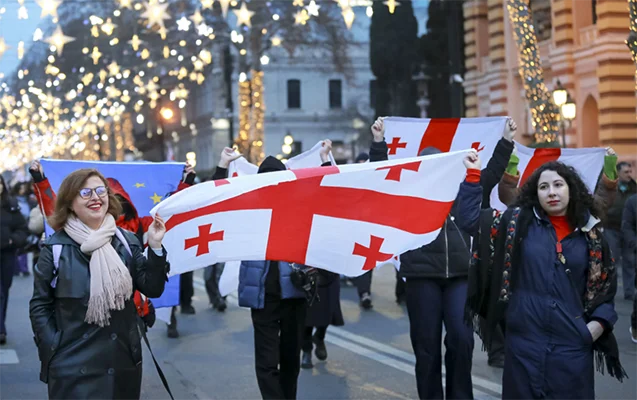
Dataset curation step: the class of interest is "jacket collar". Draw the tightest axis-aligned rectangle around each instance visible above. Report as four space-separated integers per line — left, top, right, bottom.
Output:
532 206 599 232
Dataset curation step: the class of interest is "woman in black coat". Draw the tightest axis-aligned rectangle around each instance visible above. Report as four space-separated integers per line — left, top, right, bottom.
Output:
301 271 344 369
1 175 29 345
29 168 169 399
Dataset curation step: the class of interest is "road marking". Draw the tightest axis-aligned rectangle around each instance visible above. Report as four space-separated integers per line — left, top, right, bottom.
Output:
192 277 501 397
0 349 19 364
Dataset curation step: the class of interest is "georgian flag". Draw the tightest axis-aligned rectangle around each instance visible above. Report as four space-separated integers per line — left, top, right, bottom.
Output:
151 150 470 278
384 117 507 164
490 144 605 211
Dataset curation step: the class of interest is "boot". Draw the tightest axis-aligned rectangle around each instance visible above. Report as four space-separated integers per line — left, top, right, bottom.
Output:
360 292 373 310
0 333 6 345
214 298 227 312
181 304 196 314
313 335 327 361
301 351 313 369
167 324 179 338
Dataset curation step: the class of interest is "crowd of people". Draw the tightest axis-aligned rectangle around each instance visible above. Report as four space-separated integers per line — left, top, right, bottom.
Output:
0 117 635 400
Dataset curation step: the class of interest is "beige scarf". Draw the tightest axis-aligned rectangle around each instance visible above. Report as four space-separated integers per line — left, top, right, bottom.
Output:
64 214 133 327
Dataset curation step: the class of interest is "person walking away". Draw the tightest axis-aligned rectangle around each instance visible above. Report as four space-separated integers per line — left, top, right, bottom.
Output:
622 194 637 343
29 169 169 399
604 161 636 299
12 182 35 276
205 263 227 312
458 155 626 399
0 175 28 345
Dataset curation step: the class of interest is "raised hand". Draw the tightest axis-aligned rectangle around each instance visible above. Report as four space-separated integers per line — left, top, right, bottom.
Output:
183 162 196 182
218 147 241 169
605 147 616 156
463 149 482 170
320 139 332 163
371 117 385 143
148 213 166 249
504 117 518 142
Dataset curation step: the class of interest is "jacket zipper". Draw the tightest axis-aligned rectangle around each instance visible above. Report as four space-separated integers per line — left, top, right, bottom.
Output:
444 220 449 278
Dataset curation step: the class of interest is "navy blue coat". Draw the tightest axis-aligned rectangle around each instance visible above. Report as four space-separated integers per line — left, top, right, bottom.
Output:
456 181 618 399
238 261 305 309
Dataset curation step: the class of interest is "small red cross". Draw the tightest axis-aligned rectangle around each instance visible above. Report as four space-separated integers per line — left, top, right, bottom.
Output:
471 142 485 152
184 223 225 256
214 179 230 187
232 172 239 177
387 137 408 155
353 235 394 271
376 161 421 182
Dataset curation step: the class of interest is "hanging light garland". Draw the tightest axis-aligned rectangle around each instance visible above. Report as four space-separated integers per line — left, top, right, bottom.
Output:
628 0 637 103
506 0 560 143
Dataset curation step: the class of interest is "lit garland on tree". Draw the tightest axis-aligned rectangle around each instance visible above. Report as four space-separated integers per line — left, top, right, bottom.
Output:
237 77 252 157
249 70 265 163
506 0 560 143
628 0 637 98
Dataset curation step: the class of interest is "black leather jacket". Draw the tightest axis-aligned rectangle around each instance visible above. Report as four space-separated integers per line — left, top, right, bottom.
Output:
29 229 168 399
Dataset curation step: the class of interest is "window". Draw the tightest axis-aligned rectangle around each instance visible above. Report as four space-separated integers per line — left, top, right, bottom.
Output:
287 79 301 109
369 80 377 108
329 79 342 109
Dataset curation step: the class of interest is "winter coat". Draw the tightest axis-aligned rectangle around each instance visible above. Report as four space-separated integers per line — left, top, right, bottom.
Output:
604 179 636 231
621 194 636 277
29 229 168 399
368 137 513 279
1 196 28 255
305 271 344 328
457 180 624 398
238 261 306 309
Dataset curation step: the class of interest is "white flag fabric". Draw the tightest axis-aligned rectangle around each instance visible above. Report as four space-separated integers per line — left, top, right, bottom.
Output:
384 117 506 166
152 150 470 277
490 144 605 211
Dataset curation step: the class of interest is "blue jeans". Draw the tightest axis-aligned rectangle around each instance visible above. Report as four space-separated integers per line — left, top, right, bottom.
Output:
405 278 474 400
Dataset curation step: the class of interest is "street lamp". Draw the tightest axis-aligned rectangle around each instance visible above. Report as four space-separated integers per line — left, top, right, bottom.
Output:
552 81 576 148
160 107 174 121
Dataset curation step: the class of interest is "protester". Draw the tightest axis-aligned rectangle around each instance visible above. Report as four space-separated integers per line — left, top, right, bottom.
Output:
12 182 36 276
29 160 195 338
29 168 169 399
0 175 29 345
204 263 227 312
458 156 626 398
302 144 345 370
605 161 636 299
237 142 331 400
622 194 637 343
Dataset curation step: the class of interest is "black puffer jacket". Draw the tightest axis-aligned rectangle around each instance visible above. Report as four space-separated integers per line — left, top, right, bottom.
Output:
1 196 28 254
369 137 513 279
29 229 168 399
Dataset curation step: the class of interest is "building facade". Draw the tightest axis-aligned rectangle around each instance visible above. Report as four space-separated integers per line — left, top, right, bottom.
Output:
463 0 637 163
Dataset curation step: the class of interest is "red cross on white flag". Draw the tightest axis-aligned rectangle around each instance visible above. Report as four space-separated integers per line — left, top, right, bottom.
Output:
383 117 507 167
152 150 471 277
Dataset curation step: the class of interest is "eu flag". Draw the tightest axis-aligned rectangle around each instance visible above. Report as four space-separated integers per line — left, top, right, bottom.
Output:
40 159 184 309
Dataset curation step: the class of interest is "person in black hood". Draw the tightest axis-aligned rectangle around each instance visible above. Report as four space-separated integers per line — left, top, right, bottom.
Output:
0 175 29 345
368 117 516 399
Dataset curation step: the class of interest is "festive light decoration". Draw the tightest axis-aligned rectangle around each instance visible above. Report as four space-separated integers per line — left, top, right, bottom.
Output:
101 18 117 36
200 0 214 10
237 78 252 156
271 36 282 46
141 0 171 30
129 34 142 51
0 38 8 60
190 9 204 25
306 0 320 16
628 0 637 100
342 6 355 29
90 46 102 65
177 16 192 31
36 0 62 21
384 0 400 14
506 0 560 143
118 0 133 10
233 2 255 27
293 0 305 7
33 28 44 42
250 70 265 164
18 0 29 20
218 0 231 18
44 26 76 56
295 9 311 25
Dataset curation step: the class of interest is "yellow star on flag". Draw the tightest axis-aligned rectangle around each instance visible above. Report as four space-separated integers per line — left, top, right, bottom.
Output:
135 183 146 188
150 193 163 204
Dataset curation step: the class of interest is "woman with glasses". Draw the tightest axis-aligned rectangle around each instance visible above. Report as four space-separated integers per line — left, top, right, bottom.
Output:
29 169 169 400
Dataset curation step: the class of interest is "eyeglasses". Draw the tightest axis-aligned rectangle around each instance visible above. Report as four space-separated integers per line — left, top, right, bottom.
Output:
79 186 108 199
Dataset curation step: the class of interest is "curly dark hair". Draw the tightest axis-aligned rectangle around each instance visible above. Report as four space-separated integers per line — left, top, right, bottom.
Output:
513 161 601 228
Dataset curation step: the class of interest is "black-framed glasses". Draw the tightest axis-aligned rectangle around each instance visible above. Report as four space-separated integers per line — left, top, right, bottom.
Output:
79 186 108 199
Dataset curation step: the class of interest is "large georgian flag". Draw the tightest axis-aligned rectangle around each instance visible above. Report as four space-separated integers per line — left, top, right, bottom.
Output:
384 117 507 164
490 144 606 211
151 150 470 277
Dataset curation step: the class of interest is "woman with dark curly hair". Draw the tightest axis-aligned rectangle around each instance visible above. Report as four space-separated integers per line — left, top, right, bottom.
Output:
455 158 626 399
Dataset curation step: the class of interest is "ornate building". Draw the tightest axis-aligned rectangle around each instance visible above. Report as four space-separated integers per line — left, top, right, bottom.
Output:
463 0 636 163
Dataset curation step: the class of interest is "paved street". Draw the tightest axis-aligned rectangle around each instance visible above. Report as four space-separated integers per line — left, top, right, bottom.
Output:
1 266 636 400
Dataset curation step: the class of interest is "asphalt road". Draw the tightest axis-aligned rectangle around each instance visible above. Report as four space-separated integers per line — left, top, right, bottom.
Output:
1 266 635 399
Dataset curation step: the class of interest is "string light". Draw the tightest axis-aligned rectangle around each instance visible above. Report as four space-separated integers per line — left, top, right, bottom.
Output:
628 0 637 103
237 77 251 157
506 0 560 143
250 70 265 164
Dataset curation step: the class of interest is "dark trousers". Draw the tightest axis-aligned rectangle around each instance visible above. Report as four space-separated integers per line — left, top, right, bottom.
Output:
0 254 16 335
204 263 225 306
251 298 306 400
405 278 474 400
396 270 406 300
180 271 194 307
354 270 372 297
302 326 327 352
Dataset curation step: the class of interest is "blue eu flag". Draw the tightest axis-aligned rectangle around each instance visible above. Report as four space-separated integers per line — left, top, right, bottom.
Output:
40 159 184 309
